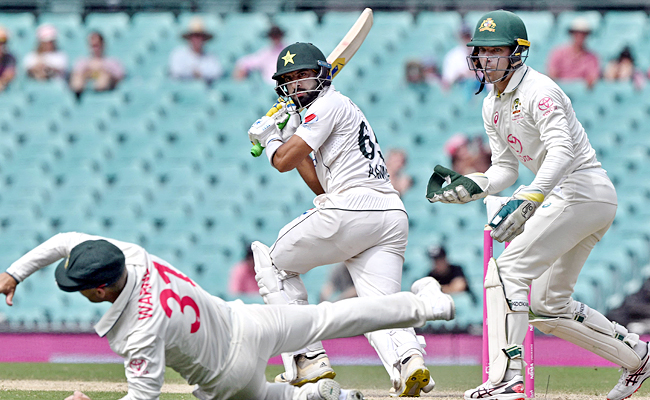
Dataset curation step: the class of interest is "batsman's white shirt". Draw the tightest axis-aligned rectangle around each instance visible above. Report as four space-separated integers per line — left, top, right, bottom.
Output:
7 232 233 400
296 84 404 209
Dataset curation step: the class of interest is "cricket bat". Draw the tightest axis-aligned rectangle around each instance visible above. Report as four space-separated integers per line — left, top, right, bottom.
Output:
251 8 373 157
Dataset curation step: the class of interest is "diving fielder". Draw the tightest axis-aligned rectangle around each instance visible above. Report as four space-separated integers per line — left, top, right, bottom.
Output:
426 10 650 400
0 232 454 400
247 42 455 397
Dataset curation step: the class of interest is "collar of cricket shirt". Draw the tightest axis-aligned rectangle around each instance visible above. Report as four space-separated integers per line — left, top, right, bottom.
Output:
500 65 529 95
94 264 139 338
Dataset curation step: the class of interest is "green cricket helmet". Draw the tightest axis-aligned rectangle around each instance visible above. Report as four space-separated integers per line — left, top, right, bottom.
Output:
466 10 530 91
272 42 332 110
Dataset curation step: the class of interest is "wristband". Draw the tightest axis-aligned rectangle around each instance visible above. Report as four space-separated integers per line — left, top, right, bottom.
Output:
265 138 283 166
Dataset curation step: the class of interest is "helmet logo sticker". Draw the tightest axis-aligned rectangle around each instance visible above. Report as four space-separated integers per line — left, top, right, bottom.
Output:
282 50 296 66
479 18 497 32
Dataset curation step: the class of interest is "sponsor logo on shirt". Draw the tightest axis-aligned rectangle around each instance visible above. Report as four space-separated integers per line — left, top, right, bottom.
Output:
493 111 499 125
507 134 533 162
305 114 318 124
538 96 557 117
128 359 149 377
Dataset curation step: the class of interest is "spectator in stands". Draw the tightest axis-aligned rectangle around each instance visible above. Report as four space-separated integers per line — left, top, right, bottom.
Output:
405 59 426 84
385 148 413 197
547 17 600 89
69 31 125 98
444 133 491 175
233 25 286 85
441 25 475 90
425 244 476 304
169 17 223 84
318 263 357 303
405 57 441 94
0 27 16 92
603 46 644 90
24 24 68 81
228 245 259 296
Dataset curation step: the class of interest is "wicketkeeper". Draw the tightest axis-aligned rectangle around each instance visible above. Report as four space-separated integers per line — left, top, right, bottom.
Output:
427 10 650 400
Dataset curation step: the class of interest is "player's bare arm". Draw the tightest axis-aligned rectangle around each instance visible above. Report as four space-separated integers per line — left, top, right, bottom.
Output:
296 155 325 195
272 134 314 172
0 272 17 306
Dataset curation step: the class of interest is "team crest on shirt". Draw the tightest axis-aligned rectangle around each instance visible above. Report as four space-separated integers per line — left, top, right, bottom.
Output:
512 98 524 121
479 18 497 32
128 359 149 377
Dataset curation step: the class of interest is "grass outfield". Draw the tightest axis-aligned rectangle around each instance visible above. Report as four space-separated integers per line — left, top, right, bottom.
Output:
0 363 649 399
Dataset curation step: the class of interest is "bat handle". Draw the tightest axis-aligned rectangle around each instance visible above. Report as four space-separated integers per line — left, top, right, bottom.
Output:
251 143 264 157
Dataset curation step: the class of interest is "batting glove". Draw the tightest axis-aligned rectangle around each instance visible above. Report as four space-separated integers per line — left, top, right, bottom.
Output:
267 99 301 141
426 165 490 204
489 185 545 243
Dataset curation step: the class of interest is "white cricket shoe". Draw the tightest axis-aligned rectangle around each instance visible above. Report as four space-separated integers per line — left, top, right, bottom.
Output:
608 350 650 400
389 354 435 397
275 352 336 387
463 375 525 400
411 277 455 321
299 379 364 400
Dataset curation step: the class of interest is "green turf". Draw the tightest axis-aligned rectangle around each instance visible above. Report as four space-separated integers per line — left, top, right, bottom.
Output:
0 363 647 399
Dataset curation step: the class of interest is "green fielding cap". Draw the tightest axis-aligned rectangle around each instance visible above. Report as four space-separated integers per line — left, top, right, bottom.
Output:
467 10 530 48
272 42 331 80
55 240 125 292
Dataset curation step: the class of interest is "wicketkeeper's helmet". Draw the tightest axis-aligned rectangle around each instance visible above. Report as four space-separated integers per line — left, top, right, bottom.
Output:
466 10 530 92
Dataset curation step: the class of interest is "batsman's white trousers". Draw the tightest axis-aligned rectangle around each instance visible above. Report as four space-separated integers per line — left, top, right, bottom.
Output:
268 195 425 380
497 168 617 317
270 205 408 296
194 293 431 400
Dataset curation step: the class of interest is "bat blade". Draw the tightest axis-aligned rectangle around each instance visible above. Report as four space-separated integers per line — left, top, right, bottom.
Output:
327 8 373 79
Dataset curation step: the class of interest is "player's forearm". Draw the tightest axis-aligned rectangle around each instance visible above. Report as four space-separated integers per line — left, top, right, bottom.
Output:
484 164 518 195
529 145 573 196
6 232 95 282
297 157 325 195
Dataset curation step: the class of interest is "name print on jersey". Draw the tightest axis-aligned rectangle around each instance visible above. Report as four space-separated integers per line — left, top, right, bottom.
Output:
138 269 153 320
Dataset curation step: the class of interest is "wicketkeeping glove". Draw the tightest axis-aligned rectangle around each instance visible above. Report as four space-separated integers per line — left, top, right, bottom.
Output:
488 185 545 243
426 165 490 204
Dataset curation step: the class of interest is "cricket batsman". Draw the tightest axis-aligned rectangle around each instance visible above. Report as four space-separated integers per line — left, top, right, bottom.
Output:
247 42 455 397
426 10 650 400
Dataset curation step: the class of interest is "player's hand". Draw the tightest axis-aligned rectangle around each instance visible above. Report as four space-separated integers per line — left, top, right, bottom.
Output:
489 185 544 243
0 272 18 306
426 165 489 204
248 115 282 150
267 99 301 141
64 390 92 400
